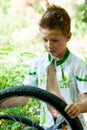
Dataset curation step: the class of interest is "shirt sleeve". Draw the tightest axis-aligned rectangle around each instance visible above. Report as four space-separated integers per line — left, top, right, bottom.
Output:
76 61 87 94
23 59 38 87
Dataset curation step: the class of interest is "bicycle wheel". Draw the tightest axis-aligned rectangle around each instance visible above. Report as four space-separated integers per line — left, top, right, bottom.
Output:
0 85 84 130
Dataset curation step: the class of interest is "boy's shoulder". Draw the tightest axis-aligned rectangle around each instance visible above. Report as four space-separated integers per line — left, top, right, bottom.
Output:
31 52 48 65
69 51 85 65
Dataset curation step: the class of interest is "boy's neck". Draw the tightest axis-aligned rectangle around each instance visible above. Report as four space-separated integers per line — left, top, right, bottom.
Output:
55 48 67 61
48 48 70 66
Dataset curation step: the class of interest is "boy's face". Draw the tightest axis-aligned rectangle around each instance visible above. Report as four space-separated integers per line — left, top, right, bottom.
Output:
40 28 71 60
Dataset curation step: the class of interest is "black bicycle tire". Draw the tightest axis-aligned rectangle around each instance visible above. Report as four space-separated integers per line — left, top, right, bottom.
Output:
0 85 84 130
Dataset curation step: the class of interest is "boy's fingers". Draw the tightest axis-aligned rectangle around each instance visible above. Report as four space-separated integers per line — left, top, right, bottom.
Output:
64 103 80 118
64 102 73 112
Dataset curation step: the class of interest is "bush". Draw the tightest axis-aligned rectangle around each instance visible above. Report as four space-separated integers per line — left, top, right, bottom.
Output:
0 44 40 129
74 1 87 36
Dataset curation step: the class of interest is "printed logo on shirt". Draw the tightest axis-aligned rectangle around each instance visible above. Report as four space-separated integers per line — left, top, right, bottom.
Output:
58 80 71 89
59 65 71 88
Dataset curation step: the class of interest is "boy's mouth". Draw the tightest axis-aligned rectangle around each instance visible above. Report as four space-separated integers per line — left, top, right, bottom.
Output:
48 50 55 54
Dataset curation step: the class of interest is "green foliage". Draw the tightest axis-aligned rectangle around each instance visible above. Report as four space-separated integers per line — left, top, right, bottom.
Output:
80 2 87 23
73 2 87 36
0 44 36 89
35 5 44 14
35 0 45 14
0 44 40 129
0 0 10 14
74 20 87 36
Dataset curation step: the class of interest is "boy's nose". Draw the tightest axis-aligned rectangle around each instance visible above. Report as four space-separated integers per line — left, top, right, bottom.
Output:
47 41 53 48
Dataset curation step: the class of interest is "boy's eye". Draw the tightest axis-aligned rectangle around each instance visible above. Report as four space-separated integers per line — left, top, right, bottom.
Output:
52 39 58 42
43 38 48 42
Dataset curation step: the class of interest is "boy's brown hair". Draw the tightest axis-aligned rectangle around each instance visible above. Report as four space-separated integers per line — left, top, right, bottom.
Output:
39 5 71 35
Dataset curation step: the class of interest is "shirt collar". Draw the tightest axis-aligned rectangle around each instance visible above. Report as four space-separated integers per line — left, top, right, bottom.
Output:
48 48 70 66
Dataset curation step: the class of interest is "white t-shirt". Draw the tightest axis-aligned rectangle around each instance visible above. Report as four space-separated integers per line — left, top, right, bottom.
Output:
23 49 87 129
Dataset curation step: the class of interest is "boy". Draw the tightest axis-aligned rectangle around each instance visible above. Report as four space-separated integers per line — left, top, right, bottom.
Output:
0 5 87 130
23 5 87 129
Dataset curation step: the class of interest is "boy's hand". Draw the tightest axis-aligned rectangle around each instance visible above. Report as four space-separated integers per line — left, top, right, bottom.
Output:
64 102 80 119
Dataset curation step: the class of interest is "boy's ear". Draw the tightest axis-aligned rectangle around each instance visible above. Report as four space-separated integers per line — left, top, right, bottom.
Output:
66 32 72 42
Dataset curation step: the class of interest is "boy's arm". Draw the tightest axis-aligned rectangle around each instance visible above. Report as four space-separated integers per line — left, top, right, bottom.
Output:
65 93 87 119
0 96 29 109
77 93 87 113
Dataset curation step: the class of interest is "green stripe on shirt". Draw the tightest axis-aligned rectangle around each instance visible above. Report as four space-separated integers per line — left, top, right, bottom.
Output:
28 71 36 75
76 76 87 82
